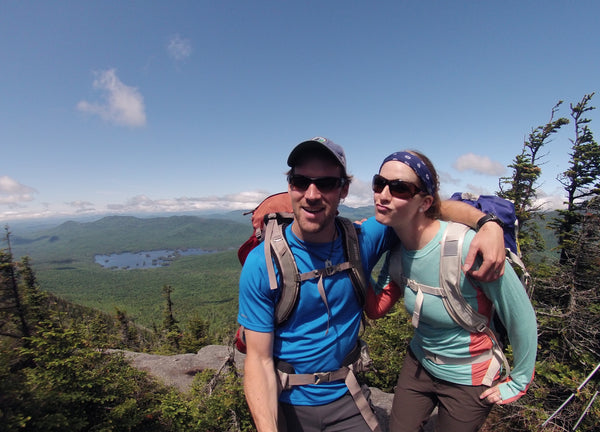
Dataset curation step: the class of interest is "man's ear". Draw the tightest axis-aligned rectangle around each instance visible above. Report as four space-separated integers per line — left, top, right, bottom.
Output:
340 183 349 200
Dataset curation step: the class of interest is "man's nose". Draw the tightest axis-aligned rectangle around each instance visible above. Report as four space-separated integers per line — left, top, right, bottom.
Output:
304 182 322 199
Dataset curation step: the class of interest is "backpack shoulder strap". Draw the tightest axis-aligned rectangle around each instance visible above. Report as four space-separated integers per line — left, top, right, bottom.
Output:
262 212 301 326
505 248 533 297
439 222 489 333
336 216 368 307
439 222 511 383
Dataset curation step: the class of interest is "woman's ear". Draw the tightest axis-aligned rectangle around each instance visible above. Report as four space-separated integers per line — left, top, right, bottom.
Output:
421 195 434 212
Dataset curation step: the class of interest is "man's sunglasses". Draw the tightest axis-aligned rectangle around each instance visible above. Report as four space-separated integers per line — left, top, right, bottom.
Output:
372 174 424 199
288 174 347 192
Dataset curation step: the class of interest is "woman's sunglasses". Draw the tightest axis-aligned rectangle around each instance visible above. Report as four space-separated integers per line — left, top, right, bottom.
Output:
372 174 424 199
288 174 347 192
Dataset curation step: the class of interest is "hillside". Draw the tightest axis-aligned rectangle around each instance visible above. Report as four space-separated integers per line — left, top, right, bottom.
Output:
7 215 251 332
10 215 251 262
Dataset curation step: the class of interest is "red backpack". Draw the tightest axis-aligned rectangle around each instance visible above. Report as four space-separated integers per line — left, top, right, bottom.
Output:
237 192 293 266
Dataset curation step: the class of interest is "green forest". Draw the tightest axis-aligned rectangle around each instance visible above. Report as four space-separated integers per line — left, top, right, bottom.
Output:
1 94 599 431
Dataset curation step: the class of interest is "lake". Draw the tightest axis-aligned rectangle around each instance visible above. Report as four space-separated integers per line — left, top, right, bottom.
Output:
94 248 214 270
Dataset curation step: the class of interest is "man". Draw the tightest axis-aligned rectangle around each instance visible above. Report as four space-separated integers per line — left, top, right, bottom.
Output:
238 137 505 432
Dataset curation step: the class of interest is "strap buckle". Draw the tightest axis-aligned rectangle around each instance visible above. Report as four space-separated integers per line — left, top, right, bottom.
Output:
313 372 331 384
325 260 335 276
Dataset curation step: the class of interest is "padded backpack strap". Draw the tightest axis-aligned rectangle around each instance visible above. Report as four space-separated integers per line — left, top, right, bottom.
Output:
439 222 490 333
336 217 368 306
263 212 301 326
506 248 533 297
439 222 510 383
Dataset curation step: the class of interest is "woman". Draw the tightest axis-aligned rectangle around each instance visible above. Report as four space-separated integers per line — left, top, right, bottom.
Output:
367 151 537 432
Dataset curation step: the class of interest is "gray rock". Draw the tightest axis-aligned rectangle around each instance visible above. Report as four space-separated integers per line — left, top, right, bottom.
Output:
108 345 243 393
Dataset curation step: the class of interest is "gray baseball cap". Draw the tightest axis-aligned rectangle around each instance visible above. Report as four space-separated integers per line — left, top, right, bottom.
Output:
287 136 347 170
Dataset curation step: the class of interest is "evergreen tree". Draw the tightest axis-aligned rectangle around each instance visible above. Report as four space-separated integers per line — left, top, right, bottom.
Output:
162 284 181 351
499 102 569 261
362 305 414 392
18 319 169 431
19 256 50 326
551 93 600 265
533 94 600 431
0 228 31 341
180 316 211 353
1 245 173 431
533 197 600 431
115 307 136 349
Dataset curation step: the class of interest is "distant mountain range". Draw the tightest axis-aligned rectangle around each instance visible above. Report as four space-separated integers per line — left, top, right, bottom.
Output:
9 214 253 264
7 205 376 258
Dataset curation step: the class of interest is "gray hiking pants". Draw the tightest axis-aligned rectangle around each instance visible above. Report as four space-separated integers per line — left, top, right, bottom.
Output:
279 393 371 432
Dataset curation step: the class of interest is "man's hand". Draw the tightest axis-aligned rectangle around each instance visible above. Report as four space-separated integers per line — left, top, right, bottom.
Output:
463 222 505 282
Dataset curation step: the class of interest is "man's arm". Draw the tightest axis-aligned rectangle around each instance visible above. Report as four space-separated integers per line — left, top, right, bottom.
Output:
440 200 505 282
243 329 280 432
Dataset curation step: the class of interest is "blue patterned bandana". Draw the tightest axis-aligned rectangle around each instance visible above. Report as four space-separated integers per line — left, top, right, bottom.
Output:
379 151 437 196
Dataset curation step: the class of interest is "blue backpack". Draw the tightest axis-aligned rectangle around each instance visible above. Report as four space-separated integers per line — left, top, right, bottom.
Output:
449 192 519 255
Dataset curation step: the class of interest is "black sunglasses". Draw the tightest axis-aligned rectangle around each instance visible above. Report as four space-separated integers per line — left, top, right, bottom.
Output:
288 174 347 192
372 174 424 199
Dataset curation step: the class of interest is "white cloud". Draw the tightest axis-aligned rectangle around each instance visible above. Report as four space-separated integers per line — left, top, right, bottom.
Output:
105 192 273 214
534 189 567 211
345 178 373 207
99 187 375 217
66 200 96 214
77 69 146 127
463 183 495 197
438 170 461 186
0 176 37 205
167 35 192 61
453 153 505 176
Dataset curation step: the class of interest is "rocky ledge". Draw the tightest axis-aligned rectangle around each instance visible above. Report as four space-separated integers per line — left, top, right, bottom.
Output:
112 345 436 432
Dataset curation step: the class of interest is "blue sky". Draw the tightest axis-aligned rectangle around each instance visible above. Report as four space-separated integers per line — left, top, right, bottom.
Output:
1 1 598 222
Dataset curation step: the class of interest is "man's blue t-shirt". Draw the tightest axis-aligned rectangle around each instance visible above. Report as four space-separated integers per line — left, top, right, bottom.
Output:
237 216 391 406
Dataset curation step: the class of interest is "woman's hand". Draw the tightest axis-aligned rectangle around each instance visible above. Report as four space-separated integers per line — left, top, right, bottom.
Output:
480 385 504 405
